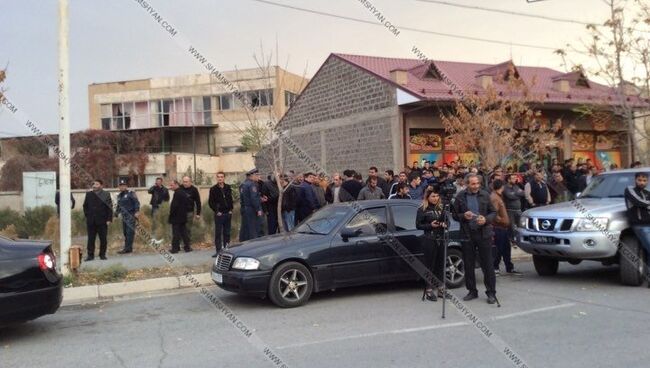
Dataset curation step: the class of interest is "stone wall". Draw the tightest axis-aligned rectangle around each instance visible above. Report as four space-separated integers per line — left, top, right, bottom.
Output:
256 55 400 176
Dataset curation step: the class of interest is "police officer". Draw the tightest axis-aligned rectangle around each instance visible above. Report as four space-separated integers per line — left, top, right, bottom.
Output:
239 168 263 242
116 179 140 254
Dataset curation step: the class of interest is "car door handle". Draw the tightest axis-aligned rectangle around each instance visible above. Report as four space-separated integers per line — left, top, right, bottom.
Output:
355 240 369 246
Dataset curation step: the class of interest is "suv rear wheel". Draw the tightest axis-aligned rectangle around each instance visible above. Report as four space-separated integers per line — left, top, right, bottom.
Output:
533 255 559 276
619 235 647 286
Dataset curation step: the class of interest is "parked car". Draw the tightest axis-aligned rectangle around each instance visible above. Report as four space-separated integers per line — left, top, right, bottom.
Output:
516 168 649 286
212 200 467 307
0 236 63 326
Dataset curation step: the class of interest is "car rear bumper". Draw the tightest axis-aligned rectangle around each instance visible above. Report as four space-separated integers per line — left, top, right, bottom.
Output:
516 228 620 259
211 267 271 298
0 279 63 325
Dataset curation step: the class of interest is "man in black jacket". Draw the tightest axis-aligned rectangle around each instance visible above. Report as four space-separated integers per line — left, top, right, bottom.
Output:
180 176 201 251
452 174 498 304
169 180 192 253
148 177 169 215
261 176 280 235
82 179 113 261
339 170 363 202
209 172 233 257
625 172 650 226
280 175 298 231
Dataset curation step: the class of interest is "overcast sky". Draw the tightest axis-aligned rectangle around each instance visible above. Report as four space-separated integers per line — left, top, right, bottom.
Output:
0 0 620 137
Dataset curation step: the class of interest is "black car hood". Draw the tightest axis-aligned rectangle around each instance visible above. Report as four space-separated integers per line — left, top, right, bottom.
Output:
227 232 326 258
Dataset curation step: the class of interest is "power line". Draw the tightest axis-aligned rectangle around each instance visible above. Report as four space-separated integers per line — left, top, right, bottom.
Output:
415 0 650 34
248 0 561 51
415 0 595 26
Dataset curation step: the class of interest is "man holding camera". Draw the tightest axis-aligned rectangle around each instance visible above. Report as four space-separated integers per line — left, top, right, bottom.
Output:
453 174 498 304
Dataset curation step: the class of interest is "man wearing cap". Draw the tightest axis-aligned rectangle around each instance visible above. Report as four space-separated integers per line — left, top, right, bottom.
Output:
115 179 141 254
239 168 263 241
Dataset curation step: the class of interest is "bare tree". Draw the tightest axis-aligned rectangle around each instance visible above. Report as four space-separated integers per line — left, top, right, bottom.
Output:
440 67 562 170
212 44 309 233
557 0 650 163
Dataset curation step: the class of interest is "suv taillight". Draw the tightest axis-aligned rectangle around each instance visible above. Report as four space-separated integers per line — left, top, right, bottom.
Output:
38 252 56 271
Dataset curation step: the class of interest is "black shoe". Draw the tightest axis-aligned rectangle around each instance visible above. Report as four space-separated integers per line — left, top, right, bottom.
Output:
184 247 193 253
84 256 94 262
422 289 437 302
211 253 219 258
170 249 179 254
99 255 107 260
506 269 523 276
117 249 132 254
463 291 478 301
487 294 497 304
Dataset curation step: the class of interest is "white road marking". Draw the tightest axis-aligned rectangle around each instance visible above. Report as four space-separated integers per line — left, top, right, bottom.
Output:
275 303 576 350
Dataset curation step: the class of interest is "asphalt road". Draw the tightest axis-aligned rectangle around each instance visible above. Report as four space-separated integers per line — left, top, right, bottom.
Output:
2 260 649 368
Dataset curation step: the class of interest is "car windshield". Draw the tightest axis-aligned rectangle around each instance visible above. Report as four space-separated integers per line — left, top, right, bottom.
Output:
293 206 349 235
580 172 644 198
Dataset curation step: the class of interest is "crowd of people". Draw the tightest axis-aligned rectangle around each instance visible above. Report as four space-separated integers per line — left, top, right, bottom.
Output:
77 157 645 305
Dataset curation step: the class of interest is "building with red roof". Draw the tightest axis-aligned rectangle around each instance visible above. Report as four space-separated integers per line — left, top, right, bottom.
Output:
262 53 648 174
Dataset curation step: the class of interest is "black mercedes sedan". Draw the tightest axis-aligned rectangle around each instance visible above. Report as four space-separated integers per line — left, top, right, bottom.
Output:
212 200 466 307
0 236 63 326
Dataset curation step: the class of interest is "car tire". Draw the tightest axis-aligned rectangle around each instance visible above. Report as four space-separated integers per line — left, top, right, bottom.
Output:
533 255 559 276
619 235 646 286
445 247 465 289
268 262 313 308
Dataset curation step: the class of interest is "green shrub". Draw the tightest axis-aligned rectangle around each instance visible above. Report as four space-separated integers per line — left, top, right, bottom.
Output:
152 202 171 242
71 209 87 236
22 205 57 238
0 207 23 234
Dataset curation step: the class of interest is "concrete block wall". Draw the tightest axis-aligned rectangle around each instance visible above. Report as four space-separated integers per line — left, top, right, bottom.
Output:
256 56 400 176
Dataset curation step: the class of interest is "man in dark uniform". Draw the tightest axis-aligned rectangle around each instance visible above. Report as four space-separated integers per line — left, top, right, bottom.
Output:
115 179 140 254
82 179 113 261
169 180 192 253
452 173 498 304
624 172 650 278
239 169 263 242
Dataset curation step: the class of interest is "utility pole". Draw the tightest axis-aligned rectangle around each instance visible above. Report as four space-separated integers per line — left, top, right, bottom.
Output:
58 0 71 275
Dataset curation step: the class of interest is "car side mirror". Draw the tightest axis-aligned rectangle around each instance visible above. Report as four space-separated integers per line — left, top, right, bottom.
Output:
341 228 362 242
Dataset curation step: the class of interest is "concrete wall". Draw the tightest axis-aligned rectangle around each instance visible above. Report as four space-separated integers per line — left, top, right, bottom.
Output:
258 56 399 175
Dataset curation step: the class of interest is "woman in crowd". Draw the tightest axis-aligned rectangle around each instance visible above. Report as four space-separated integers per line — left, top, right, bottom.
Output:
416 188 447 301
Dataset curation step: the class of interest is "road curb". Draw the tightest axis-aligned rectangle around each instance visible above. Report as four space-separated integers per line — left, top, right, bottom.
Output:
62 272 213 306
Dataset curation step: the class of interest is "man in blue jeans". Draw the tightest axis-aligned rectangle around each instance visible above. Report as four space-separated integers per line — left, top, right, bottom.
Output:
624 172 650 286
208 172 233 257
491 179 521 275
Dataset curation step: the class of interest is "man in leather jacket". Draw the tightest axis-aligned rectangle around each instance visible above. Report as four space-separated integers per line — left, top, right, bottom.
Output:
452 174 498 304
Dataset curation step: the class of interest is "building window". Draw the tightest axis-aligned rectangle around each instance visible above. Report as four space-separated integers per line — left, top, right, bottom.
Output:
219 94 233 110
249 89 273 107
192 96 213 125
284 90 297 107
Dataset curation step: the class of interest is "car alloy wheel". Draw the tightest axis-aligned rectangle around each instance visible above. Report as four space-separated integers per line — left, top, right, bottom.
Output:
268 262 314 308
279 269 309 301
445 248 465 289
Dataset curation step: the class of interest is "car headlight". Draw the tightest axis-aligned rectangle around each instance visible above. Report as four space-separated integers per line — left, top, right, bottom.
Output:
576 217 608 232
231 257 260 270
519 216 528 228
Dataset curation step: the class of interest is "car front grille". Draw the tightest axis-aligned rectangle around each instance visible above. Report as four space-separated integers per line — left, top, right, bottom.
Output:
216 254 233 272
560 219 573 231
527 218 574 232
